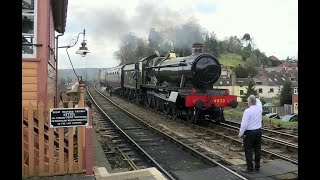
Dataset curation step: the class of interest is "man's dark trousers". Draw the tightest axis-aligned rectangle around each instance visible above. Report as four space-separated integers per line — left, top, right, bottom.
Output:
243 129 262 171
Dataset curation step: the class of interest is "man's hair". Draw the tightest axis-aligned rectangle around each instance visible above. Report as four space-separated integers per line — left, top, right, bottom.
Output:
247 95 257 105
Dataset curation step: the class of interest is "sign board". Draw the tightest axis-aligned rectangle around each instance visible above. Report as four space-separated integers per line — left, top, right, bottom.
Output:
50 107 89 128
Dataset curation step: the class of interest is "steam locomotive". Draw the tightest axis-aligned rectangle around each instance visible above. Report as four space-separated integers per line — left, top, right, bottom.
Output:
99 43 238 124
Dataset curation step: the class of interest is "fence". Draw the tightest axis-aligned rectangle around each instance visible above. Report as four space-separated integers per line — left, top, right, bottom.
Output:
22 100 86 178
270 104 292 116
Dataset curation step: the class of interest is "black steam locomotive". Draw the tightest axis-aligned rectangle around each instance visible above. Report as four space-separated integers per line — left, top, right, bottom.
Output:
99 43 238 124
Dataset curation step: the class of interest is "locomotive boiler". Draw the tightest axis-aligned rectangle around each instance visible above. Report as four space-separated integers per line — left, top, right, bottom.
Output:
146 47 221 89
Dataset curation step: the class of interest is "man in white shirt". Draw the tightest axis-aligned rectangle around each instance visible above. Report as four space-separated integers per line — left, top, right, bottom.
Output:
238 95 263 173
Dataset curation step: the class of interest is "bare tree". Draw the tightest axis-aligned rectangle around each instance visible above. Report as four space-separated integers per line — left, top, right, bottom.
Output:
114 33 153 65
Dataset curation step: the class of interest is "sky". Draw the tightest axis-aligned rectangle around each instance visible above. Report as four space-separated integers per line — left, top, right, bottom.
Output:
58 0 298 69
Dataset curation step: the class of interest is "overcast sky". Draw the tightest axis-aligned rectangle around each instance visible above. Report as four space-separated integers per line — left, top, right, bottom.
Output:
57 0 298 69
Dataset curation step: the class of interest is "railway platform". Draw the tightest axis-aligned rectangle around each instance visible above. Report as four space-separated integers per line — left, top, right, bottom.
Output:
167 159 297 180
230 159 298 179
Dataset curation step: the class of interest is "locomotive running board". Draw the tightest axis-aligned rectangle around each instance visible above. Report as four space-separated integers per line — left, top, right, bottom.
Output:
147 91 179 103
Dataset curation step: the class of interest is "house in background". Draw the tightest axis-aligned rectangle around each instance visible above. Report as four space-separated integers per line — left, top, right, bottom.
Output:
22 0 68 108
254 67 298 109
264 61 298 73
213 64 298 105
212 66 250 102
291 81 298 114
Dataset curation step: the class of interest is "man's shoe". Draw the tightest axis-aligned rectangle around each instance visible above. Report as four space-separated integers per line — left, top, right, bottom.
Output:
241 168 254 174
255 168 260 172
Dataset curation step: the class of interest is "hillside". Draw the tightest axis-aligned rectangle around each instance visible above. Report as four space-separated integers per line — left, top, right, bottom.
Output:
58 68 108 82
218 53 244 69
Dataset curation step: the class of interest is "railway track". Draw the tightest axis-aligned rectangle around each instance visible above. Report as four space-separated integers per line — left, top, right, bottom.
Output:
88 84 248 180
145 109 298 165
204 122 298 165
223 120 298 144
94 84 298 166
221 121 298 149
92 110 151 170
164 114 298 165
218 121 298 165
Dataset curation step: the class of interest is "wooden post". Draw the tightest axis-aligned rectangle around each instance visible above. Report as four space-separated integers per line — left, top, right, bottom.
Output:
85 104 93 175
48 103 54 174
22 107 25 176
68 101 74 172
28 102 35 176
77 82 85 170
38 102 45 175
58 101 65 172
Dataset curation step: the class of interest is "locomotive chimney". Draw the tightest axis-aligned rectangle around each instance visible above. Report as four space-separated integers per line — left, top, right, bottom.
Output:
192 43 203 55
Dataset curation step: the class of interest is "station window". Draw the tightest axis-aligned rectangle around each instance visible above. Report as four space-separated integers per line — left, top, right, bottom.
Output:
258 88 263 93
240 90 243 95
22 0 37 59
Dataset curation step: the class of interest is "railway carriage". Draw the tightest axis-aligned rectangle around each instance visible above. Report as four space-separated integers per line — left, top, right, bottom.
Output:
99 69 107 86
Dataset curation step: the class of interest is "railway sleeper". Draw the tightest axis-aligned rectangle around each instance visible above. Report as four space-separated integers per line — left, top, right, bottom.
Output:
139 142 160 147
135 138 157 143
118 147 132 152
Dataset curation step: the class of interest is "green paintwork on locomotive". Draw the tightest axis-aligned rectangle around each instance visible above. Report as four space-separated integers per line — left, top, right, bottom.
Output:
123 63 141 89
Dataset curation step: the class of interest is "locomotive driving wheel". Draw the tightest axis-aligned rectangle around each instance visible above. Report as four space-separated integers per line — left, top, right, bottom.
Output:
128 90 133 100
131 90 138 103
145 94 153 107
155 97 162 111
171 105 178 119
162 101 171 114
186 108 198 123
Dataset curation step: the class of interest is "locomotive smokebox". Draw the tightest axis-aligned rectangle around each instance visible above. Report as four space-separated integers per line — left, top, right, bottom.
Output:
192 43 204 55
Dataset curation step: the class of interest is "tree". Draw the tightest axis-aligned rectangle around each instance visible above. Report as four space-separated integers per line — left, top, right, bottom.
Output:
280 81 292 106
242 33 251 41
114 33 153 65
220 36 243 54
233 66 249 78
259 97 267 105
241 51 250 61
246 66 258 77
242 79 259 102
203 32 222 57
270 59 282 67
241 54 259 77
242 33 252 47
253 49 269 66
241 43 252 61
